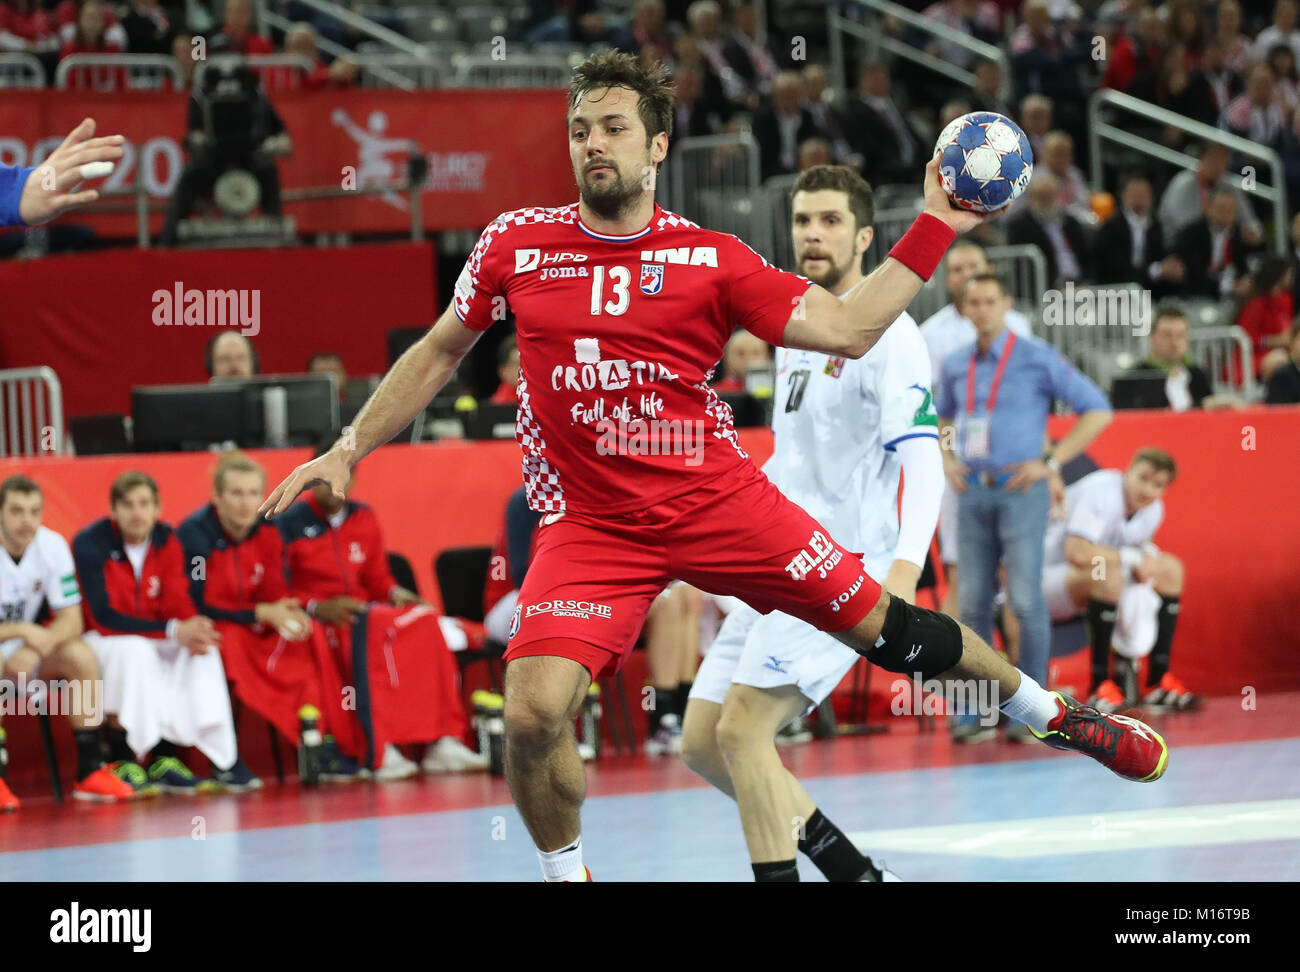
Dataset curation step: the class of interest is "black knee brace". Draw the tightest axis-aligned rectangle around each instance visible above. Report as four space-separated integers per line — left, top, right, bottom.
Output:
863 595 964 678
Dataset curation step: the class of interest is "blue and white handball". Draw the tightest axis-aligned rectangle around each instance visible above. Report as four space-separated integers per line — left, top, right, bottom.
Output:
934 111 1034 214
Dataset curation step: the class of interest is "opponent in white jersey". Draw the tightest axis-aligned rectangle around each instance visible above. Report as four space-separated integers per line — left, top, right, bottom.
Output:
1042 448 1196 711
919 239 1032 616
681 166 944 881
0 476 133 809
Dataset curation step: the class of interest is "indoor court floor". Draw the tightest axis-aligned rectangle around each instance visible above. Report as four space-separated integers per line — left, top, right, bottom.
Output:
2 693 1296 882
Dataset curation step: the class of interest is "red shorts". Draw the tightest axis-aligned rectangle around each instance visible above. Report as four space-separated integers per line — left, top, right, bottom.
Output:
503 466 883 678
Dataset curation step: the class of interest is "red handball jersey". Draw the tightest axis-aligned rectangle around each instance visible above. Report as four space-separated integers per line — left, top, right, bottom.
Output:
453 202 812 514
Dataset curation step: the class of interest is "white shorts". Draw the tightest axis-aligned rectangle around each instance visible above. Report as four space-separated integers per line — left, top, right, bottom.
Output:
1042 563 1160 659
1 637 29 665
86 631 237 769
937 482 959 564
689 602 859 711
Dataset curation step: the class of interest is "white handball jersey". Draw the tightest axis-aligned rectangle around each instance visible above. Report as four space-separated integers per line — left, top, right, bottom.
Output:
919 303 1032 374
764 311 938 581
1044 469 1164 565
1 525 82 624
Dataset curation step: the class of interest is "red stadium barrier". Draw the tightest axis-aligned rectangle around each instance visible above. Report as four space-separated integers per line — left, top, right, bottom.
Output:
0 89 578 237
1 409 1295 792
0 242 436 417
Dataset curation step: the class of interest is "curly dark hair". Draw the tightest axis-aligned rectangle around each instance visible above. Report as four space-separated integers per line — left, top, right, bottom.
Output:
792 165 876 232
568 50 674 145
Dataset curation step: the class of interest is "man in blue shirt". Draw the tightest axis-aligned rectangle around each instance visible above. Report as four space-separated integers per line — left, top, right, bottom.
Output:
936 273 1112 742
0 118 123 228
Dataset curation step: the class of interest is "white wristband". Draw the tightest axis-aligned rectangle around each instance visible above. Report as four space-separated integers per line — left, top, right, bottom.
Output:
1118 546 1143 580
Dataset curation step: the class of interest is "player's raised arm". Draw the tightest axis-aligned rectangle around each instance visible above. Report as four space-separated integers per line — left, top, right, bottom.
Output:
258 304 481 517
782 155 987 359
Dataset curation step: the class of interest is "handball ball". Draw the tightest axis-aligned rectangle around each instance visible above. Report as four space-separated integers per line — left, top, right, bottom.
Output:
934 111 1034 214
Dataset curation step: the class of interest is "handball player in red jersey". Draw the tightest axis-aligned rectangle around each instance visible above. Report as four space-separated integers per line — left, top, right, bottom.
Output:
261 52 1170 882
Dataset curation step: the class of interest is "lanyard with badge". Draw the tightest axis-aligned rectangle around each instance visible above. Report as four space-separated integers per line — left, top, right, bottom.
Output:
961 331 1016 460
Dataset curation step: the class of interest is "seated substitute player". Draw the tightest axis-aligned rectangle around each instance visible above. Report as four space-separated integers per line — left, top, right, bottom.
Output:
681 164 943 880
74 471 251 795
179 452 364 785
1043 447 1197 711
0 476 132 810
278 443 487 776
261 52 1170 883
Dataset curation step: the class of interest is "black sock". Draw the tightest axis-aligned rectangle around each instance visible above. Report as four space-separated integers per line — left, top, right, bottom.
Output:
0 726 8 780
797 807 873 882
1086 599 1118 691
752 859 799 882
74 729 103 781
151 740 179 762
650 686 679 733
675 681 693 719
102 726 134 763
1148 595 1180 687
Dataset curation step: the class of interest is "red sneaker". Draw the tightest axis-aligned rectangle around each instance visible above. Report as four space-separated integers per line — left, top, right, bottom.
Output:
1085 679 1126 713
1032 692 1169 782
72 766 136 803
1143 672 1202 711
0 777 18 812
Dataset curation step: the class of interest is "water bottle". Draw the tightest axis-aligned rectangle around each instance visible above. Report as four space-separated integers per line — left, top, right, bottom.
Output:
298 704 323 786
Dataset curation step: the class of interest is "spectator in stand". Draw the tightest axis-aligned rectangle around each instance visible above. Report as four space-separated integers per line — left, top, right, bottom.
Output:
939 98 972 128
1093 171 1184 295
1264 319 1300 402
1268 44 1300 119
672 34 735 129
630 0 673 64
1237 254 1295 381
1116 303 1233 411
121 0 172 56
1007 172 1093 286
918 0 1002 70
264 22 356 92
206 331 259 378
1158 141 1264 246
711 329 769 394
1018 94 1053 163
1171 187 1257 300
0 0 59 56
723 1 779 98
686 0 750 108
1165 0 1206 65
797 137 832 171
1213 0 1252 75
1201 38 1245 116
801 64 858 169
1130 42 1218 140
751 71 821 181
1098 7 1165 93
58 0 126 93
1038 130 1096 226
971 58 1014 118
488 335 520 405
844 62 925 187
525 0 633 49
307 350 347 399
208 0 272 56
1223 64 1287 147
170 32 196 89
1009 1 1088 112
672 59 727 138
1251 0 1300 64
53 0 123 47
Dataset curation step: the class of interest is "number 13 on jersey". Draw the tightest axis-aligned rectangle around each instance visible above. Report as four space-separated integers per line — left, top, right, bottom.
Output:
591 265 631 316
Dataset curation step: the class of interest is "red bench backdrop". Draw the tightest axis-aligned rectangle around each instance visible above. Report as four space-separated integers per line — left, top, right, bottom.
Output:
1 408 1297 792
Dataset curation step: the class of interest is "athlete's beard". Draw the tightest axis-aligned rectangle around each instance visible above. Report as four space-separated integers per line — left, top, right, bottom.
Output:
798 250 853 293
579 161 648 221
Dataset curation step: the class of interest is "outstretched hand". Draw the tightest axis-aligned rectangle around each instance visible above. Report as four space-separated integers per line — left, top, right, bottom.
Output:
259 448 350 518
921 152 995 236
19 118 124 226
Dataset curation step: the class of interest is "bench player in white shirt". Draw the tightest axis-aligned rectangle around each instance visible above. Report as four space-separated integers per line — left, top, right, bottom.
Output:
0 476 133 809
681 166 945 881
919 240 1032 617
1043 448 1197 711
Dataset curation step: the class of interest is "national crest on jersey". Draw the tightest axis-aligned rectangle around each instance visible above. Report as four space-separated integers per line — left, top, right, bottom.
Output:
454 201 813 515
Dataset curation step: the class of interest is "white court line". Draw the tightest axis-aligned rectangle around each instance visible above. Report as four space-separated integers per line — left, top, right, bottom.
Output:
847 799 1300 858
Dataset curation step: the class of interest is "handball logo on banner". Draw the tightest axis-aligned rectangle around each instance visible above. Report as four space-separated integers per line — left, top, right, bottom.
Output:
639 264 664 295
333 108 487 209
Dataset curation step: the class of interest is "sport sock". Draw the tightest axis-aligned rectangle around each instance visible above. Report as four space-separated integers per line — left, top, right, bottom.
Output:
74 729 103 781
675 681 693 718
102 725 133 763
539 837 586 882
1086 598 1118 691
648 686 677 734
797 807 871 882
998 672 1060 733
752 859 799 882
1147 595 1180 687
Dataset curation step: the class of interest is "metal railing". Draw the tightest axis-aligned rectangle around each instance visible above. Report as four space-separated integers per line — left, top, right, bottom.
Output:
1189 325 1257 399
259 8 422 91
256 0 428 58
194 53 314 89
452 53 571 88
755 173 798 270
54 54 181 91
1088 89 1289 255
665 133 762 246
0 52 46 88
0 367 65 458
828 0 1012 108
987 244 1050 310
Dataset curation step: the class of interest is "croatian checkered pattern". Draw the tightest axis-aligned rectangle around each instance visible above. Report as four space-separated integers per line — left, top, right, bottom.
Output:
514 372 566 513
454 204 581 324
654 209 700 231
695 369 749 462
